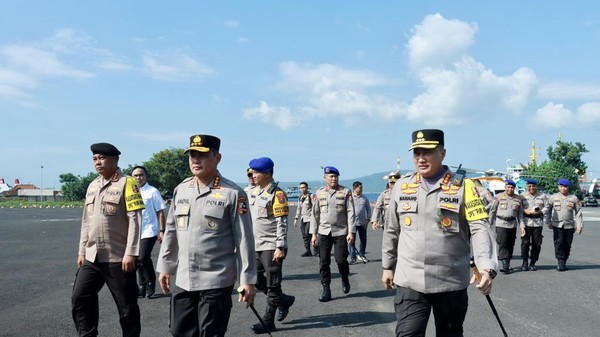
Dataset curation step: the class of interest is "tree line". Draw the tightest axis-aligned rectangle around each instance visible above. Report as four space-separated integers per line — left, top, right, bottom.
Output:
59 140 589 201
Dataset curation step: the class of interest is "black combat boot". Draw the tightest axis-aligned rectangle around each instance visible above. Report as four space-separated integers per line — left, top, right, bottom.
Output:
557 259 568 271
137 283 146 298
319 284 331 302
301 250 312 257
146 282 155 298
251 304 276 334
277 294 295 322
500 259 510 274
529 261 538 271
521 260 529 271
341 275 351 294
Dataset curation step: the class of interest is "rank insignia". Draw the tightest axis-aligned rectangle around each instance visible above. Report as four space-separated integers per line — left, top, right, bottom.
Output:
408 183 419 189
401 183 408 190
403 189 417 195
402 203 411 211
441 217 452 228
211 192 224 199
404 216 412 226
207 221 218 230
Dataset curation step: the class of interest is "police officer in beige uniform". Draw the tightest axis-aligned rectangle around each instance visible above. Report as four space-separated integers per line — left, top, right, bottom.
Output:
294 182 316 257
244 168 255 194
382 129 497 337
544 178 584 271
489 179 523 274
371 171 400 230
72 143 145 337
310 166 355 302
247 157 295 334
520 179 547 271
156 135 257 337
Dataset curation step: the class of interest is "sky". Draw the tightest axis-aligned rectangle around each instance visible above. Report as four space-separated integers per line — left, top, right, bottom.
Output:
2 1 600 190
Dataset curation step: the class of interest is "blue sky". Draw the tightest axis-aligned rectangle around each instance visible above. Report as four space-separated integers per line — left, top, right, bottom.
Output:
2 1 600 189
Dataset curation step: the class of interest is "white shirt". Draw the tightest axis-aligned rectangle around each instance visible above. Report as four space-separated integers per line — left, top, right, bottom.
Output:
140 183 167 238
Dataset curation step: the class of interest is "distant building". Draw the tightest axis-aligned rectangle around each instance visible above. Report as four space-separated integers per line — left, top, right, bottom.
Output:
0 178 63 201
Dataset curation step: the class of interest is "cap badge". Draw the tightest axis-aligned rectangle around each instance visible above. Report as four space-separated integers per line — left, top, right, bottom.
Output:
191 135 203 146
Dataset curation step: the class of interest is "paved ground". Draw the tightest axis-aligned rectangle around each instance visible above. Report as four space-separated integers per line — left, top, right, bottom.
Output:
1 206 599 337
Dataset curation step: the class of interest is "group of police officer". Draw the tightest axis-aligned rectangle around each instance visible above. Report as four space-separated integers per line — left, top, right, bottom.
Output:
71 129 585 337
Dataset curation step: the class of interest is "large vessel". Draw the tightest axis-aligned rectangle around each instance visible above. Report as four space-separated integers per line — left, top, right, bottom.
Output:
284 186 301 199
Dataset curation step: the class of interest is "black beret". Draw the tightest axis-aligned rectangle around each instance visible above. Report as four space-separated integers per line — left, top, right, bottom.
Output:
90 142 121 156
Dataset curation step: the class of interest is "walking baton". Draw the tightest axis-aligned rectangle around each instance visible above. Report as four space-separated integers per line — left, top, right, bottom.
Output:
237 286 273 337
470 258 508 337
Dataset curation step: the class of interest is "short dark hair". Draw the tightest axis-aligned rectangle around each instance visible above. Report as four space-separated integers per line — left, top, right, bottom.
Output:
299 181 308 187
353 181 362 189
132 165 148 177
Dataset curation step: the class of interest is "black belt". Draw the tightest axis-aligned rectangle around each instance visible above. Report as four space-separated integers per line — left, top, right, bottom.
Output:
497 215 516 221
524 214 543 219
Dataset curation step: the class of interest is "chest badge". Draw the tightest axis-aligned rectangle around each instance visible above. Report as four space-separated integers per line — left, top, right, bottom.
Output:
404 216 412 226
207 221 218 230
441 218 452 228
402 203 411 211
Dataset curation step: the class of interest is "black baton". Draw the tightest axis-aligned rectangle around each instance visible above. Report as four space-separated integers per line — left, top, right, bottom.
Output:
237 286 273 337
470 258 508 337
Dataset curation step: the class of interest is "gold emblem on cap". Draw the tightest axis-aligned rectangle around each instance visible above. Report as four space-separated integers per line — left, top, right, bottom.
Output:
404 216 412 226
191 135 203 146
417 131 424 140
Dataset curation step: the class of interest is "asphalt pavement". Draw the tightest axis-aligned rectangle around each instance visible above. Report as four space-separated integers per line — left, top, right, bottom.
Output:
1 206 599 337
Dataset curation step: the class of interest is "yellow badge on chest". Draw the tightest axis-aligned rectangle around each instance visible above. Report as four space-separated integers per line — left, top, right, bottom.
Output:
441 217 452 228
404 216 412 226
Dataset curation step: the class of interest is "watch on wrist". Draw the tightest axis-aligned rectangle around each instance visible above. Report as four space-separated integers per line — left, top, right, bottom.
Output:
485 269 497 279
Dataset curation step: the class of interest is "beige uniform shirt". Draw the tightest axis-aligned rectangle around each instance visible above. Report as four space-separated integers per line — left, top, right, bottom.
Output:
79 170 144 263
371 189 391 224
521 191 547 228
294 193 313 223
489 192 524 229
382 169 497 294
156 173 257 291
310 185 355 236
544 193 583 229
248 182 289 251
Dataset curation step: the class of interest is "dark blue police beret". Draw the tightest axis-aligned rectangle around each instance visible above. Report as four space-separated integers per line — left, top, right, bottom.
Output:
505 179 516 186
526 179 538 185
90 142 121 156
324 166 340 175
249 157 274 172
557 178 571 187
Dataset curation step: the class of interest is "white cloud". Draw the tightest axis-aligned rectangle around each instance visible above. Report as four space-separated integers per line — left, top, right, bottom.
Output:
538 81 600 100
96 60 133 71
224 20 239 29
142 50 215 81
1 45 92 79
576 102 600 125
243 101 304 130
238 37 250 44
532 101 600 129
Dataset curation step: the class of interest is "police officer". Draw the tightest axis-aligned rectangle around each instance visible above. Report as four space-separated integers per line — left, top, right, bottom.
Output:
244 168 255 194
156 134 257 336
294 182 316 257
381 129 497 337
520 179 547 271
72 143 145 337
310 166 355 302
371 171 400 230
544 178 584 271
489 179 524 274
247 157 295 334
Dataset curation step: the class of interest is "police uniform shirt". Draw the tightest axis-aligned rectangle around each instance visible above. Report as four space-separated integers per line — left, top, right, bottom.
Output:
488 192 524 229
248 181 289 251
381 169 497 294
521 191 547 228
79 169 145 263
371 189 391 224
352 193 372 228
139 183 167 238
295 193 313 223
543 193 584 229
309 185 356 236
156 172 257 291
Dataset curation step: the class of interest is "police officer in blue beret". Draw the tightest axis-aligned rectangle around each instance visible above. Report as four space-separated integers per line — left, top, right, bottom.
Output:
310 166 356 302
520 179 547 271
543 178 584 271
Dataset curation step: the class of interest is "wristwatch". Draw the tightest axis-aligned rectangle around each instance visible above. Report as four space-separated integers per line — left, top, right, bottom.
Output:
485 269 497 279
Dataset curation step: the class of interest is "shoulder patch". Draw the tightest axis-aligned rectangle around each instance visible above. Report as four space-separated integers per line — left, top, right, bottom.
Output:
464 179 488 221
273 190 289 217
125 177 145 211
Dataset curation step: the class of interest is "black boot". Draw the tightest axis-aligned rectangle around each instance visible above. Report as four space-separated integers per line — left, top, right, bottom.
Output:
529 262 537 271
521 260 529 271
319 284 331 302
557 259 568 271
146 282 155 298
251 304 276 334
341 276 351 294
301 250 312 257
137 283 146 298
277 294 295 322
500 259 510 274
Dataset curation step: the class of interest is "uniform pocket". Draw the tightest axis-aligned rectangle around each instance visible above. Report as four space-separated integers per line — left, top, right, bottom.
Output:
102 201 119 216
203 206 225 232
438 205 460 233
174 206 190 231
397 202 418 230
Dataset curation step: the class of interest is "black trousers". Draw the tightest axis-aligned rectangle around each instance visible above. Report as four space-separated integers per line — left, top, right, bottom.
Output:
496 227 517 260
137 236 157 286
300 221 312 252
169 285 233 337
553 227 575 260
255 249 284 306
71 260 140 337
521 227 543 263
318 233 349 285
394 286 468 337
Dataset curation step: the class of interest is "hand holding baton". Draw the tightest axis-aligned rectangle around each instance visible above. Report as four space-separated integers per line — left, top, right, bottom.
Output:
237 286 273 337
470 258 508 337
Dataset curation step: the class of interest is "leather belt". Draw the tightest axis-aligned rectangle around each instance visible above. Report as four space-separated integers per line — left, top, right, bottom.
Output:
524 214 543 218
497 215 516 221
